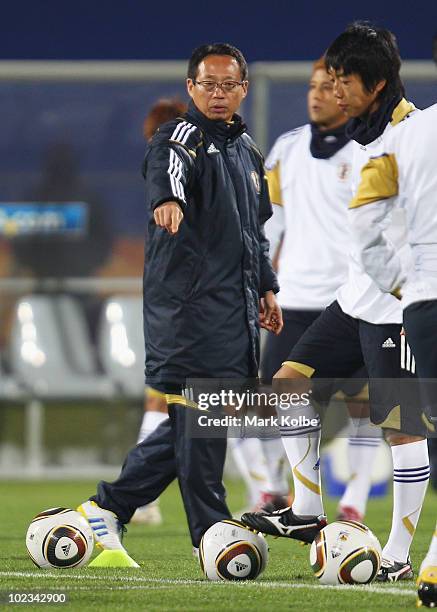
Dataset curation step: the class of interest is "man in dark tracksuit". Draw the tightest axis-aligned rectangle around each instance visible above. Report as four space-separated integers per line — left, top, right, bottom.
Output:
78 43 282 557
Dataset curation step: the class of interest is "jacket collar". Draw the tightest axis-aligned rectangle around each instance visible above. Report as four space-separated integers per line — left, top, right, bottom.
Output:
345 93 409 146
185 100 247 143
309 121 350 159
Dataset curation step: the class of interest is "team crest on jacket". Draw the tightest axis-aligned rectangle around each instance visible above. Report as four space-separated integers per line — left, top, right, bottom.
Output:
251 171 261 193
337 162 351 181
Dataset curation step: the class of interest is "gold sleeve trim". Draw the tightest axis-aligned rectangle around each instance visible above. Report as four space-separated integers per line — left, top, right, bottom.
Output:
266 162 282 206
391 98 416 126
282 361 315 378
147 386 198 409
349 153 399 209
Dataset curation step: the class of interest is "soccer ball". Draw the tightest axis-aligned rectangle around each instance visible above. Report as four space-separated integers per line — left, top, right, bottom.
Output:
310 520 382 585
199 519 268 581
417 566 437 608
26 507 94 569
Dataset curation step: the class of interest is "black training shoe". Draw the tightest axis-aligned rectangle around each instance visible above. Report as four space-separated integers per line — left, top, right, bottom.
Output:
376 557 414 582
241 506 327 544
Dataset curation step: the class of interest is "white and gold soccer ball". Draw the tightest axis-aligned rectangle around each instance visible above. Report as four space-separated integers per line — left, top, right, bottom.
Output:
200 519 268 581
26 507 94 569
310 520 382 585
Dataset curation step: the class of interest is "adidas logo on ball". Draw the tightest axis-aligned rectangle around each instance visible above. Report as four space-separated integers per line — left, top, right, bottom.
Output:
199 519 268 581
235 561 249 572
26 508 94 569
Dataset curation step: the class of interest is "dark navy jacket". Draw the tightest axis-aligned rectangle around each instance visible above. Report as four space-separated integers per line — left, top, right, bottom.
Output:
142 102 279 388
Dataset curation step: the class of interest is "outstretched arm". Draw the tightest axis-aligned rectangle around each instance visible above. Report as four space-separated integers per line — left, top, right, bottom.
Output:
143 135 195 235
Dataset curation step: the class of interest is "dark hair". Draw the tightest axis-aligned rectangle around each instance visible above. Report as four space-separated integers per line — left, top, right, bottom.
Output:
325 22 404 99
143 97 187 141
187 43 248 81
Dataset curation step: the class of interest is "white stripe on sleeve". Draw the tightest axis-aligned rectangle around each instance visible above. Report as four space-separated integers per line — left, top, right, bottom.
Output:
167 148 186 202
170 121 187 141
181 124 198 144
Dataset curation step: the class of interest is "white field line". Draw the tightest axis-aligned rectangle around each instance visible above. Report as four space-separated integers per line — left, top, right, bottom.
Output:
0 571 416 598
67 585 177 591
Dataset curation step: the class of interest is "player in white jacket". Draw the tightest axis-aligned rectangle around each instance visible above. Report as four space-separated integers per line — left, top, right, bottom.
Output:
259 57 379 522
349 104 437 324
349 101 437 604
243 23 429 583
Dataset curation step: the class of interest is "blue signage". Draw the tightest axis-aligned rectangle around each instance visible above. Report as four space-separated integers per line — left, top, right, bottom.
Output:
0 202 88 237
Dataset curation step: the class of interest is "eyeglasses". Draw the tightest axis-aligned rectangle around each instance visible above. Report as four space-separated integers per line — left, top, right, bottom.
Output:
192 80 245 93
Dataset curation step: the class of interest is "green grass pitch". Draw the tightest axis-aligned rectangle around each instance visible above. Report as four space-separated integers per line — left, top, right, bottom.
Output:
1 479 435 610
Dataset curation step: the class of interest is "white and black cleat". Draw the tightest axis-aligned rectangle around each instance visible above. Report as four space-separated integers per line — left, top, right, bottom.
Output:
376 557 414 582
77 500 126 551
241 506 327 544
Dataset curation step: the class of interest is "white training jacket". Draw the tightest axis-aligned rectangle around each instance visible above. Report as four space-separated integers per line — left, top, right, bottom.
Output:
349 103 437 310
264 123 354 311
336 99 417 324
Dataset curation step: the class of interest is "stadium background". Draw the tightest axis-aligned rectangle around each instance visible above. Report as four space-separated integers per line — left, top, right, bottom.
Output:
0 0 436 236
0 4 436 608
0 1 436 477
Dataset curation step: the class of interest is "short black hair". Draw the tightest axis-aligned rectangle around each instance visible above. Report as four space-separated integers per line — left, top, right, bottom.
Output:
187 43 248 81
325 22 404 99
